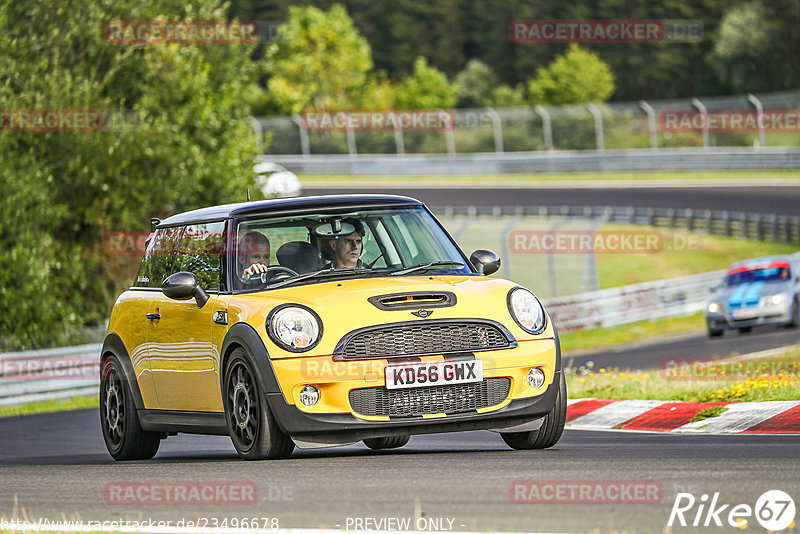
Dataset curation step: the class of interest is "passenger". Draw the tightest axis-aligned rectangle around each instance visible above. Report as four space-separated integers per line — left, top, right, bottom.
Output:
327 219 365 269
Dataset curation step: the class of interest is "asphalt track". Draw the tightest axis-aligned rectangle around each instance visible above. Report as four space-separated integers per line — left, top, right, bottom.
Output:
1 409 799 532
305 185 800 215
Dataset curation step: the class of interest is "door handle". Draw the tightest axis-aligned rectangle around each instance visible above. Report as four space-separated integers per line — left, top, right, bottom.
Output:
145 313 161 320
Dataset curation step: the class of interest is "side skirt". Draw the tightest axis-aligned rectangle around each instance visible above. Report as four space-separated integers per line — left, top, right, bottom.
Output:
138 410 228 436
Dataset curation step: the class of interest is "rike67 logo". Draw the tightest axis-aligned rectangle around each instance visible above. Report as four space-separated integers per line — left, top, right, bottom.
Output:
668 490 795 530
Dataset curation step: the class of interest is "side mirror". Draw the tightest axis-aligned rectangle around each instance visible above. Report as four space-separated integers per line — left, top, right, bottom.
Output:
470 249 501 276
162 272 209 309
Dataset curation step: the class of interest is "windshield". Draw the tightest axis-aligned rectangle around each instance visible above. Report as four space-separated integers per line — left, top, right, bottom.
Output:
232 206 471 290
725 265 791 286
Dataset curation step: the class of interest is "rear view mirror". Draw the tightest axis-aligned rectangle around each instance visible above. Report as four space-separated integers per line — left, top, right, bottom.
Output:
314 220 356 237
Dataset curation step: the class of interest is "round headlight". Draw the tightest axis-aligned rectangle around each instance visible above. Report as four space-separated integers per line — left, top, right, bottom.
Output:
707 301 721 314
508 288 546 334
267 305 322 352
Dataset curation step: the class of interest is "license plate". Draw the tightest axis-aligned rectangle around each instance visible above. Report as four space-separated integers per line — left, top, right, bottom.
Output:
732 308 758 320
385 360 483 390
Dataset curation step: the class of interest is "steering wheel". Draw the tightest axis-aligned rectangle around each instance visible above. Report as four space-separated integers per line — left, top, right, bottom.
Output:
244 266 299 285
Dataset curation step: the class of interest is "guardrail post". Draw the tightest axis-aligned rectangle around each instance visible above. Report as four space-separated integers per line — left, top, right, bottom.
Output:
534 105 554 151
667 208 675 228
722 211 730 237
638 100 658 149
291 114 311 156
741 213 749 239
770 213 778 241
685 208 693 231
782 215 790 243
756 213 763 240
587 103 605 152
690 98 710 150
705 210 713 234
485 107 504 153
747 93 767 148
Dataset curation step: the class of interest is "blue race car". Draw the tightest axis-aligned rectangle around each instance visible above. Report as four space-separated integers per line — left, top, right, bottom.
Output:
705 256 800 337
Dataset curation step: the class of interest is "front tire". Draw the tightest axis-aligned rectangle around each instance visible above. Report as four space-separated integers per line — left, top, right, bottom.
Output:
100 355 161 461
501 372 566 450
363 435 410 450
786 299 799 328
223 349 294 460
738 326 752 334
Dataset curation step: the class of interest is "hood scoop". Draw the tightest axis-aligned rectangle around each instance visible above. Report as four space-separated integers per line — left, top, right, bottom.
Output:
368 291 457 311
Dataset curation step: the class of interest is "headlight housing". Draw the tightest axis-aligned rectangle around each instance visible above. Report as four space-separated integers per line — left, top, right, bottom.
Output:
761 293 788 307
266 304 322 352
707 301 722 314
507 287 547 334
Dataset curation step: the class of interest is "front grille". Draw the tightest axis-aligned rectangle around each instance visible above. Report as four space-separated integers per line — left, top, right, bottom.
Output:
349 378 511 417
340 322 510 359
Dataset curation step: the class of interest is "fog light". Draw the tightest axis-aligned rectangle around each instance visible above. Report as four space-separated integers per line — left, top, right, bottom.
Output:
299 385 319 406
528 368 545 388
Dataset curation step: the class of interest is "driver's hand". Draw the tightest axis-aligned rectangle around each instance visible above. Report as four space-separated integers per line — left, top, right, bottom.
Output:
243 263 269 280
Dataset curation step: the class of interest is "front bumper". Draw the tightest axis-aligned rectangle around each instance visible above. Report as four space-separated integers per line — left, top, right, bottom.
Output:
706 304 792 329
265 338 560 444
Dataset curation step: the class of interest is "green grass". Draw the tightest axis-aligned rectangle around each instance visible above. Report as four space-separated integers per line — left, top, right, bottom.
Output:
690 406 729 422
566 346 800 401
559 313 705 355
300 169 800 183
0 395 97 418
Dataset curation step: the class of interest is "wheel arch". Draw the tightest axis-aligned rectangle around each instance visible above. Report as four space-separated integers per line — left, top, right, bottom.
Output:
101 332 145 411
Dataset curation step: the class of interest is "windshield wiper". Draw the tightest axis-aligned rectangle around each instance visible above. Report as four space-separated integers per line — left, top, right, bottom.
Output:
389 261 465 276
266 267 373 289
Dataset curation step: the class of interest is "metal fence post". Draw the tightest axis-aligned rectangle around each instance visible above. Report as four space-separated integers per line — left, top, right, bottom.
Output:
291 114 310 156
393 118 405 155
346 123 357 155
638 100 658 149
747 93 767 148
485 107 504 153
534 105 554 151
247 117 263 153
690 98 710 150
587 103 605 152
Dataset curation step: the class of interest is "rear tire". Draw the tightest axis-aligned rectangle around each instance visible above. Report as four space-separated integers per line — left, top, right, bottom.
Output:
501 372 566 450
100 355 161 461
363 435 410 450
223 348 294 460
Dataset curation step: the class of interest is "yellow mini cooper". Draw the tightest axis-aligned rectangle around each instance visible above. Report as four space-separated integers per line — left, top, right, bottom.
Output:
100 194 565 460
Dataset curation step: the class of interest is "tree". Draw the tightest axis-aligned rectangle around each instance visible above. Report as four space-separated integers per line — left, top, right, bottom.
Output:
527 44 615 105
0 0 260 348
394 57 457 109
265 4 373 113
454 60 499 108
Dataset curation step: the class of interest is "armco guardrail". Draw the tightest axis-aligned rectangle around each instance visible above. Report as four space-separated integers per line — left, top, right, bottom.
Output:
0 343 101 406
430 204 800 245
543 270 724 333
263 147 800 175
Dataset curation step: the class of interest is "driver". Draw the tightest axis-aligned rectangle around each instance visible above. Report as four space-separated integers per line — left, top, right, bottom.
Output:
238 231 271 283
327 219 365 269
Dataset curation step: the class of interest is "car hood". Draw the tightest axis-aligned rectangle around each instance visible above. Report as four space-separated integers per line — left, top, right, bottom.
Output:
712 279 793 310
228 275 553 358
